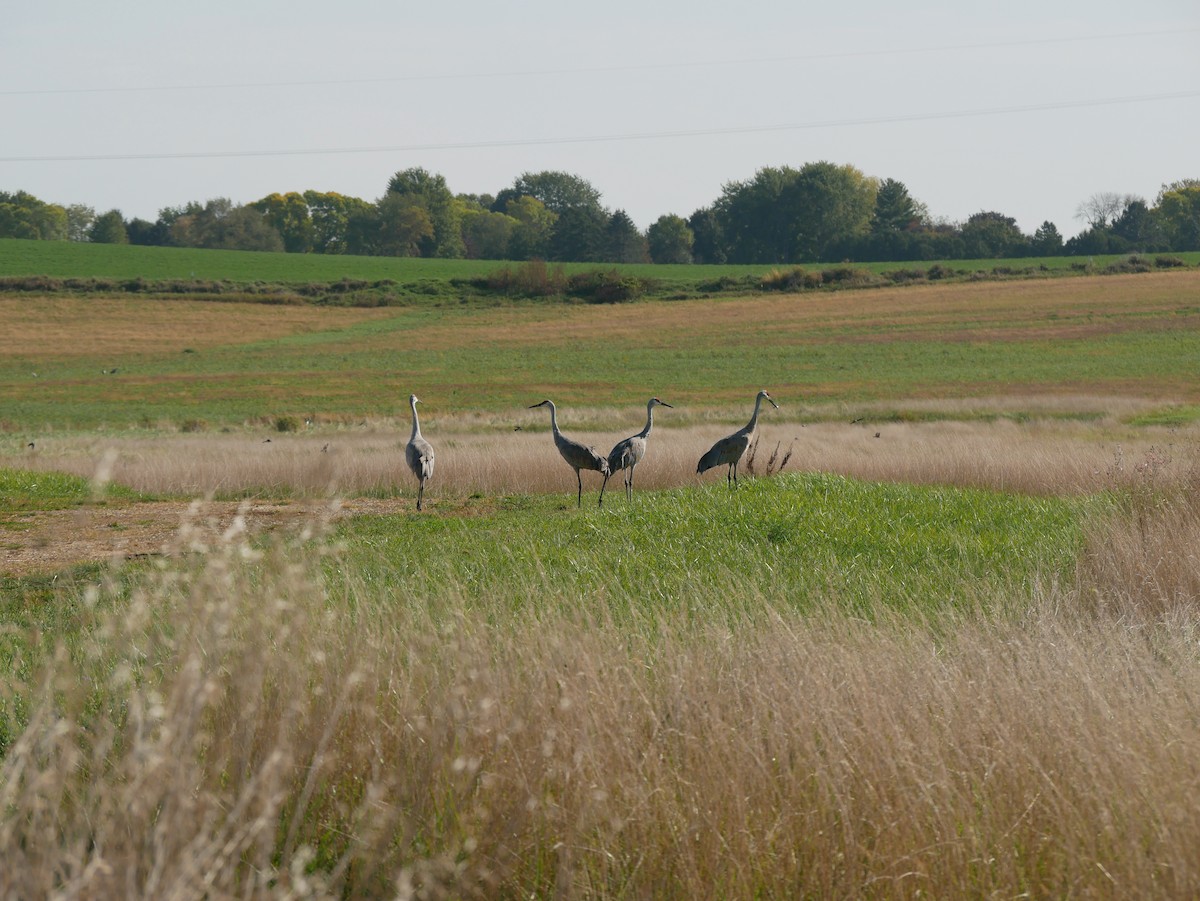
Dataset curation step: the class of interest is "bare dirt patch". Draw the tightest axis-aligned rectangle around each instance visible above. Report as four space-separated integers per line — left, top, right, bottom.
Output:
1 496 411 577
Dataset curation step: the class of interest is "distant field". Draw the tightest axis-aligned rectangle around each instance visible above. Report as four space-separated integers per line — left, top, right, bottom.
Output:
0 238 768 285
3 237 1197 287
2 269 1200 431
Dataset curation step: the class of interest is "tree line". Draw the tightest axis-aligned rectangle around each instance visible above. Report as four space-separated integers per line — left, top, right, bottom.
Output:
3 163 1198 264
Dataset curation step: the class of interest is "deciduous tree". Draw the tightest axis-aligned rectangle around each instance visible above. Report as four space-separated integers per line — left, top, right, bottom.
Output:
89 209 129 244
507 171 605 216
376 193 434 257
385 168 464 258
647 214 694 264
1075 192 1136 230
1154 180 1200 251
253 192 314 253
0 191 68 240
65 204 95 242
504 196 557 260
786 161 877 261
461 208 516 259
303 191 371 255
166 198 283 252
960 211 1028 258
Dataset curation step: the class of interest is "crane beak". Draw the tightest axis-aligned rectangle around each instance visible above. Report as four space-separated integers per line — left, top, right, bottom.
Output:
661 402 674 408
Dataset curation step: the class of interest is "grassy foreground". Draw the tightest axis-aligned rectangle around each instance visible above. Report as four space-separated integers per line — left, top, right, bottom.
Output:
6 466 1200 897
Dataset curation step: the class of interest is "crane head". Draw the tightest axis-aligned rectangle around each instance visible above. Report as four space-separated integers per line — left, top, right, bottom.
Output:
760 390 780 410
650 397 674 409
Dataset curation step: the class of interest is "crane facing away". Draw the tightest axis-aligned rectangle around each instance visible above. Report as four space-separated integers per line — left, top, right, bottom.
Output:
696 390 779 488
600 397 673 505
406 394 435 510
529 399 610 507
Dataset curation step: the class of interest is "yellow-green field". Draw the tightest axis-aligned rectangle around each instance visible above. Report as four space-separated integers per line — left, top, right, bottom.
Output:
4 267 1200 898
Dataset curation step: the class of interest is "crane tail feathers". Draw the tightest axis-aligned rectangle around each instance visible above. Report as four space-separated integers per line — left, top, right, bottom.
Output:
697 447 722 474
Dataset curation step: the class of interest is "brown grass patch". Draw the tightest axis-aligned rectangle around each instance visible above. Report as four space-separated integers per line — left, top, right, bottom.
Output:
373 270 1200 352
8 411 1193 501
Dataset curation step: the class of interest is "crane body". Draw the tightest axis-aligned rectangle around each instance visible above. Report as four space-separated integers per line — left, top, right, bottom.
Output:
406 394 435 510
529 399 610 507
697 390 779 487
601 397 673 504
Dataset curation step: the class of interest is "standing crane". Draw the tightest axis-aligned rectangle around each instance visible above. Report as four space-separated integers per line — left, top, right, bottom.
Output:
406 394 435 510
528 399 610 507
600 397 674 505
696 390 779 488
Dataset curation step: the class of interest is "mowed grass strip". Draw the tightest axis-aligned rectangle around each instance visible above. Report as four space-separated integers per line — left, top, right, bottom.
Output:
0 295 397 358
4 270 1200 428
334 472 1087 620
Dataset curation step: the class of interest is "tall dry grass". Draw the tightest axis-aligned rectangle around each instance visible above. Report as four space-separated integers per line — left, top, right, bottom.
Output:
5 472 1200 897
9 405 1196 499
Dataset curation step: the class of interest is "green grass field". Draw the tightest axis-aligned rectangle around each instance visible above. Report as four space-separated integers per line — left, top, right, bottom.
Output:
4 236 1198 286
334 472 1088 621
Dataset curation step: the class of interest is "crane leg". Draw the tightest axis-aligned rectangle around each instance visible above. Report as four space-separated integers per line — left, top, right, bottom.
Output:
417 482 424 511
626 465 634 501
576 470 583 508
599 471 610 507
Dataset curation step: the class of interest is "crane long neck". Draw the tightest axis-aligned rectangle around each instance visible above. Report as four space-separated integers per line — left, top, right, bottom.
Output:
410 400 421 440
640 403 655 438
546 402 560 434
745 394 764 432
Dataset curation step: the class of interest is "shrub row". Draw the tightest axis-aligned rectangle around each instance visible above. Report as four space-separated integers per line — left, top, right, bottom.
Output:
1 254 1191 307
468 262 650 303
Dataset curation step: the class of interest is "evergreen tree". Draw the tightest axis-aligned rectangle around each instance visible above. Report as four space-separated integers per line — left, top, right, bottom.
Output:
1030 221 1063 256
604 210 648 263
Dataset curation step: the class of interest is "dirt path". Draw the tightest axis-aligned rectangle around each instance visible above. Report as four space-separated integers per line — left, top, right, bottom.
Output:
1 497 412 577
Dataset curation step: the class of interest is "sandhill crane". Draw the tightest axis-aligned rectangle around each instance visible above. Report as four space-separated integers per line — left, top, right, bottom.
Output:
406 394 435 510
600 397 673 505
697 390 780 487
529 399 610 507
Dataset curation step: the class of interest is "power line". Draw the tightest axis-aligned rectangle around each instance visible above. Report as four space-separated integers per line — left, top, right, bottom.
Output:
2 90 1196 164
1 26 1196 97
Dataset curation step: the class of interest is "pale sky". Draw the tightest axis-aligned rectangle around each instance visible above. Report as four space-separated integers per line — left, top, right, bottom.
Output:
3 0 1198 240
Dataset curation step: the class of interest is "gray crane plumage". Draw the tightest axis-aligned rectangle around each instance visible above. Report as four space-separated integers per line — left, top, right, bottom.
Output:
696 390 779 487
405 394 435 510
529 399 610 507
600 397 673 505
